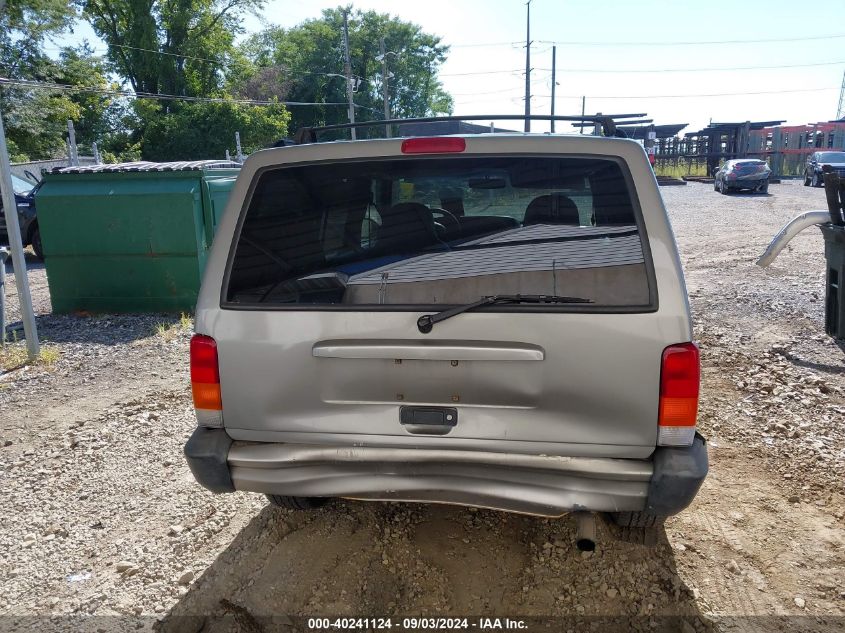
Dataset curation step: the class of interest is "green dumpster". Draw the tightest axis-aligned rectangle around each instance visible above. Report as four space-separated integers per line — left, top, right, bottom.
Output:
35 161 240 313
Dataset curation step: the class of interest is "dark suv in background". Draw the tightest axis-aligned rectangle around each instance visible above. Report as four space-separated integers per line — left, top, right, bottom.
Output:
0 173 42 260
804 151 845 187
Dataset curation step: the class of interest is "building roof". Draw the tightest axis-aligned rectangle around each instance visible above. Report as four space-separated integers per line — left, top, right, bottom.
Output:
617 124 688 139
348 224 642 285
684 121 786 137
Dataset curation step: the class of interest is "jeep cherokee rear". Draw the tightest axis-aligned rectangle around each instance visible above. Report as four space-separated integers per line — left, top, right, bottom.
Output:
184 126 707 542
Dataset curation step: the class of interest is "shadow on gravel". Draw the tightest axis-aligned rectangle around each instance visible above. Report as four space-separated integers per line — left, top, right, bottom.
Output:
783 348 845 374
1 254 45 272
158 501 712 633
5 313 185 346
723 192 773 198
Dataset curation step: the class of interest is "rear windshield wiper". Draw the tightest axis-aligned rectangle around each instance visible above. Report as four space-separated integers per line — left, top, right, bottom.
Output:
417 294 592 333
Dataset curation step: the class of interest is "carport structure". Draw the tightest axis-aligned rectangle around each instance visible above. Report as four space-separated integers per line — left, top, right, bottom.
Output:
679 120 785 176
747 120 845 177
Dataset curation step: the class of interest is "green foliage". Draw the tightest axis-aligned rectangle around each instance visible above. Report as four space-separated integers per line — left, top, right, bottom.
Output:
0 1 81 160
80 0 288 160
0 41 126 161
138 99 290 161
82 0 264 97
236 6 453 136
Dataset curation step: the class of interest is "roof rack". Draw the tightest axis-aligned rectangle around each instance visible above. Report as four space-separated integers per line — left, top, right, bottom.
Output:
292 114 648 144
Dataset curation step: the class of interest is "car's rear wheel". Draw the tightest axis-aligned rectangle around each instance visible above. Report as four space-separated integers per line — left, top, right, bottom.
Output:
30 224 43 260
611 511 663 528
265 494 329 510
759 182 769 194
606 511 664 546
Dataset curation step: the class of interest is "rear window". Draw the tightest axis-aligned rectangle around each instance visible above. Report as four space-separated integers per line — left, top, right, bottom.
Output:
818 152 845 163
225 155 653 309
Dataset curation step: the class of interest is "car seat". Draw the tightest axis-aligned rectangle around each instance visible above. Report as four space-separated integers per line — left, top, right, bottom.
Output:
523 193 581 226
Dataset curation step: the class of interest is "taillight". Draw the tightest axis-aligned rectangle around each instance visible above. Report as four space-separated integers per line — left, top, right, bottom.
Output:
190 334 223 427
657 343 700 446
401 137 466 154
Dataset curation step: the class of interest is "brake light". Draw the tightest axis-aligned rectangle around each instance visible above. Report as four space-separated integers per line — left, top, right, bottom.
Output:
190 334 223 426
401 137 466 154
657 343 700 446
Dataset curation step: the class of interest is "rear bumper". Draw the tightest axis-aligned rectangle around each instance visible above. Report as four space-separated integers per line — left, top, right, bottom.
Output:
184 428 707 517
728 178 767 189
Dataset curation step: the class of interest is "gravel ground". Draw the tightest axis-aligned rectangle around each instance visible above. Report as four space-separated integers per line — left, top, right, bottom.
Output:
0 179 843 632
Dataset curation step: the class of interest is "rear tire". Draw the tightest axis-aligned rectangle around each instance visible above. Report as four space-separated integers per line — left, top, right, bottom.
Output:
611 511 663 528
265 494 329 510
30 225 44 260
606 512 664 546
759 182 769 194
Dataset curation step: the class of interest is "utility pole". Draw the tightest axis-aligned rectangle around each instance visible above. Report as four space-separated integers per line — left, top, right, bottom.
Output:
550 46 556 133
523 0 532 132
0 90 40 359
341 9 356 140
380 37 390 138
837 69 845 120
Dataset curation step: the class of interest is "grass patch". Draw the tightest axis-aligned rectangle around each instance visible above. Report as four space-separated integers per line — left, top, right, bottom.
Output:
0 342 61 372
654 162 710 179
153 312 194 341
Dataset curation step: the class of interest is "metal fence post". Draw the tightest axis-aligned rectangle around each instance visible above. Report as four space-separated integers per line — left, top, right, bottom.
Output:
0 247 7 345
0 99 40 358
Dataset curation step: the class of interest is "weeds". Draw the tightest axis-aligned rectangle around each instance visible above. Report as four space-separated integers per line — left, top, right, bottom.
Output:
0 343 61 372
153 313 194 341
654 162 709 179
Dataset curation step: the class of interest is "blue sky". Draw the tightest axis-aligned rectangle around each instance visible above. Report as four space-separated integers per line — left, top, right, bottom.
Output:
61 0 845 134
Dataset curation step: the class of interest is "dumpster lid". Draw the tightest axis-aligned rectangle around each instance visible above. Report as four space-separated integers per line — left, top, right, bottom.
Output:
50 160 242 174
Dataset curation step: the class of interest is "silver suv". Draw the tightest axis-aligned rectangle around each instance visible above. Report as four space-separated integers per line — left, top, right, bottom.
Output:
184 117 707 547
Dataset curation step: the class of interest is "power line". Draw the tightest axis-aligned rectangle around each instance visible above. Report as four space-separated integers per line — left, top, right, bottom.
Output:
0 77 351 106
440 68 523 77
457 85 838 105
536 33 845 47
41 44 365 80
535 60 845 74
447 41 520 48
529 87 838 100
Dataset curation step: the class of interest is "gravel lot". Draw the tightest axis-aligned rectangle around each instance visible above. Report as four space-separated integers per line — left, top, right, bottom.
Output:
0 179 843 632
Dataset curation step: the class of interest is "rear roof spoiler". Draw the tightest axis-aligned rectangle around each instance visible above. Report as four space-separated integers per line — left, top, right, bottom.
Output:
292 114 649 145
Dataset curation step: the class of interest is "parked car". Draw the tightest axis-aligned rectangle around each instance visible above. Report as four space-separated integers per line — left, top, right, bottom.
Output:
183 122 708 548
714 159 771 194
804 150 845 187
0 173 42 259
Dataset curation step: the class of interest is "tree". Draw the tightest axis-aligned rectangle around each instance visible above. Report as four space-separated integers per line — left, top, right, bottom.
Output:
235 6 453 136
80 0 290 161
81 0 265 98
137 99 290 161
1 0 76 77
0 2 121 160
